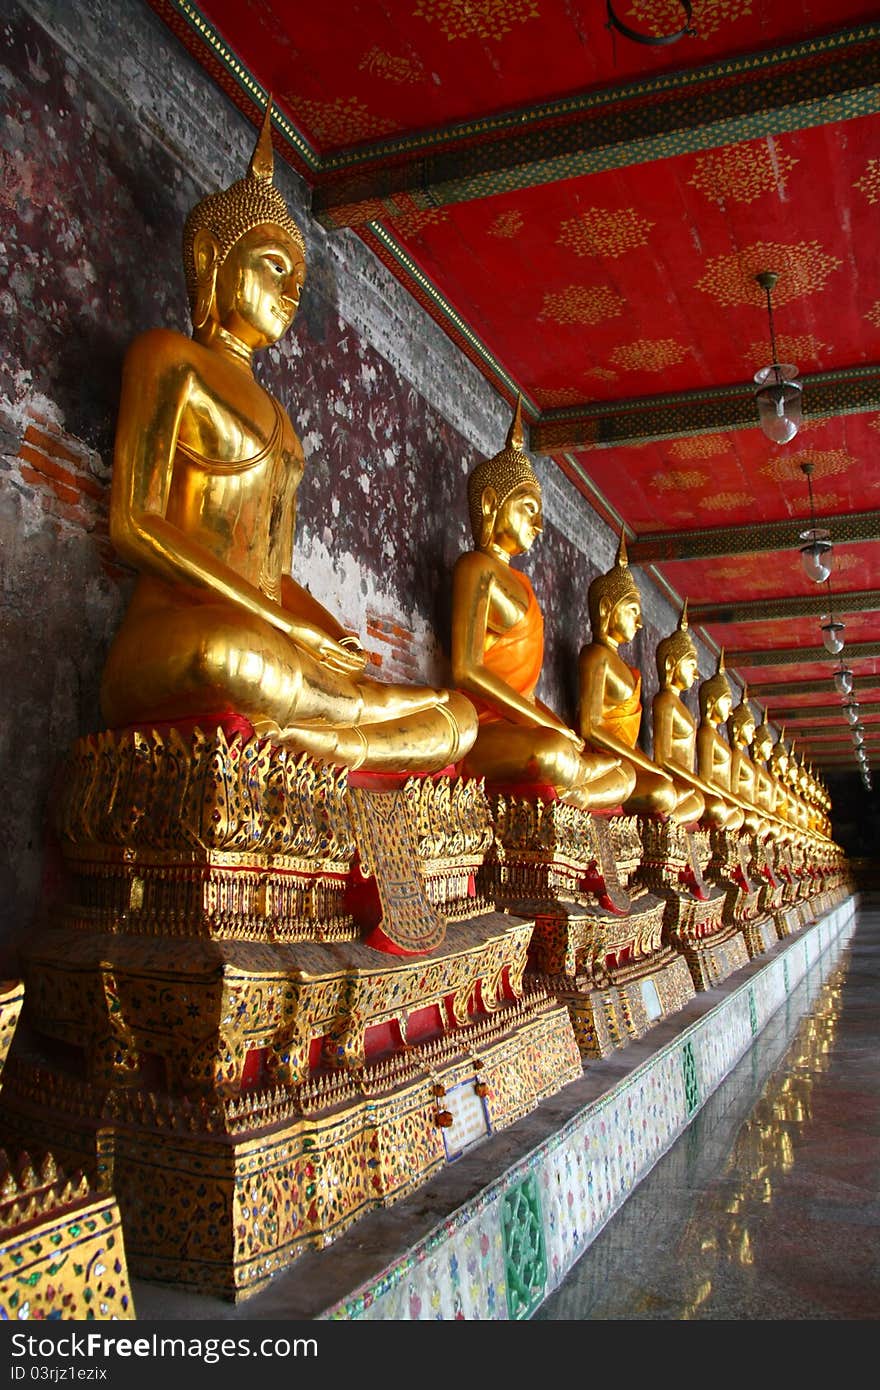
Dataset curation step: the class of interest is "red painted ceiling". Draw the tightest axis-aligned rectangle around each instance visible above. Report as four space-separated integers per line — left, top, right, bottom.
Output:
150 0 880 781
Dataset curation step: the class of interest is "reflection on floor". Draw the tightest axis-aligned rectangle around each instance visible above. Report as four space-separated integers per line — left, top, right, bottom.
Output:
535 898 880 1321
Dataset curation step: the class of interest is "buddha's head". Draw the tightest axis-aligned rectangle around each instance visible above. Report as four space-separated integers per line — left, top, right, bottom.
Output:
751 706 774 763
769 728 789 776
468 398 543 557
699 648 733 724
588 528 642 647
728 683 756 749
183 103 307 345
656 599 699 692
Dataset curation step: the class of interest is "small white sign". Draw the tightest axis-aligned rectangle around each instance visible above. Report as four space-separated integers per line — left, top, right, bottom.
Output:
441 1078 490 1159
640 977 663 1022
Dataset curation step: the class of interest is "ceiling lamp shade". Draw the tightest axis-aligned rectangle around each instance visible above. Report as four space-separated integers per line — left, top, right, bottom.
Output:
843 700 861 725
753 272 803 444
852 727 865 746
833 666 854 695
797 462 832 583
820 617 845 655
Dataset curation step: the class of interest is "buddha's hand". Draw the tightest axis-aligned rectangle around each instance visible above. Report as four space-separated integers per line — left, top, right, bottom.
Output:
317 633 369 674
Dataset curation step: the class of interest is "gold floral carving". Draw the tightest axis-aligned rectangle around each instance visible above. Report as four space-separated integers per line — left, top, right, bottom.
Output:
698 491 753 512
745 334 827 366
625 0 753 40
668 434 731 459
758 448 854 482
413 0 540 41
650 469 709 493
286 95 398 146
540 284 625 325
488 210 524 238
359 46 425 84
689 142 798 204
609 338 690 373
695 241 843 307
557 207 654 259
534 386 585 408
854 159 880 205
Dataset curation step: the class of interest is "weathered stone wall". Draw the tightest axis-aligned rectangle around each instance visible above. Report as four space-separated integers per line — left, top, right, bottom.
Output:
0 0 712 969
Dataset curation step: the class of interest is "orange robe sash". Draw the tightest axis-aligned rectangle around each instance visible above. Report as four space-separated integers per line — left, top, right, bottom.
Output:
602 668 642 749
475 569 544 724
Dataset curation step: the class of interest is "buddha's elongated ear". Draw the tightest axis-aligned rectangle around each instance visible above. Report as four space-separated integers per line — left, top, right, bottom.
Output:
479 485 498 550
192 227 221 331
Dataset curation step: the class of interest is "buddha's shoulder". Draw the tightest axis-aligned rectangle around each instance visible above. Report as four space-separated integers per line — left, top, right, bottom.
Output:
123 327 202 371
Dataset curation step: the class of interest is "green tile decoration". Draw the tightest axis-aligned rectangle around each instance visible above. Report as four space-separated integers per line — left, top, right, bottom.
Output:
501 1173 547 1320
682 1039 700 1117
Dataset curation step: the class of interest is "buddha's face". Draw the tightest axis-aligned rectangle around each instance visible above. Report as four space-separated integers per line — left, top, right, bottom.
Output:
734 715 756 747
213 223 305 348
606 595 642 645
708 690 732 724
752 730 771 761
663 649 698 692
489 483 543 557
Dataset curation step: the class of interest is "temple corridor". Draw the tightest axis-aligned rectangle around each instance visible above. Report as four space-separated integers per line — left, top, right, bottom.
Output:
534 894 880 1321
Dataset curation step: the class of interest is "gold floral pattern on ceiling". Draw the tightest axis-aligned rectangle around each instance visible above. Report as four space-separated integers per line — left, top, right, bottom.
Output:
714 561 779 588
865 301 880 329
668 434 731 459
488 210 524 238
758 448 855 482
625 0 753 40
358 46 425 84
689 142 798 205
695 241 843 308
697 490 753 512
286 95 398 146
534 386 586 407
853 159 880 205
609 338 690 372
556 207 654 259
385 206 451 235
540 285 625 325
810 492 844 511
412 0 539 41
649 469 709 492
584 366 619 382
744 335 828 366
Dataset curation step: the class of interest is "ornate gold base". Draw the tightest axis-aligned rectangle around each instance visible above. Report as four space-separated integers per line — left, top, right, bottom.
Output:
741 914 780 958
676 925 751 991
526 900 695 1057
775 903 805 937
0 1151 134 1321
1 991 580 1300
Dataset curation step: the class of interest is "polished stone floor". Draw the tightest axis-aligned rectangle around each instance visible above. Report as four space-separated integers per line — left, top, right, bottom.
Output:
534 896 880 1320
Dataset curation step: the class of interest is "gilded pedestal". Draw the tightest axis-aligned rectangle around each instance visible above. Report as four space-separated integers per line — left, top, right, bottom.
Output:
478 797 694 1057
0 729 582 1300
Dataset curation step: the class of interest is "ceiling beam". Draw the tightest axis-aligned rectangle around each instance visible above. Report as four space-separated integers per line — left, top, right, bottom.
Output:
749 678 880 697
310 25 880 228
771 701 880 721
532 368 880 452
689 590 880 625
728 641 880 667
629 509 880 565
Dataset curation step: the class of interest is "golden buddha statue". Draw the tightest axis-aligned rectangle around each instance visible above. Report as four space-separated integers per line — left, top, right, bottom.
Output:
695 649 745 832
767 727 792 832
750 705 780 826
649 601 707 825
100 106 476 774
727 684 764 835
578 532 696 821
451 400 631 810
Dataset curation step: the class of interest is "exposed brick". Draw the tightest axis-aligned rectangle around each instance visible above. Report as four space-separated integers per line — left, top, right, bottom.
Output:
18 443 81 490
24 424 88 469
20 463 81 508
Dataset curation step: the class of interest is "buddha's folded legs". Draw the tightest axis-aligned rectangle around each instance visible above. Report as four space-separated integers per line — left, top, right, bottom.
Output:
100 595 475 774
669 783 705 826
462 725 633 810
622 764 679 818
